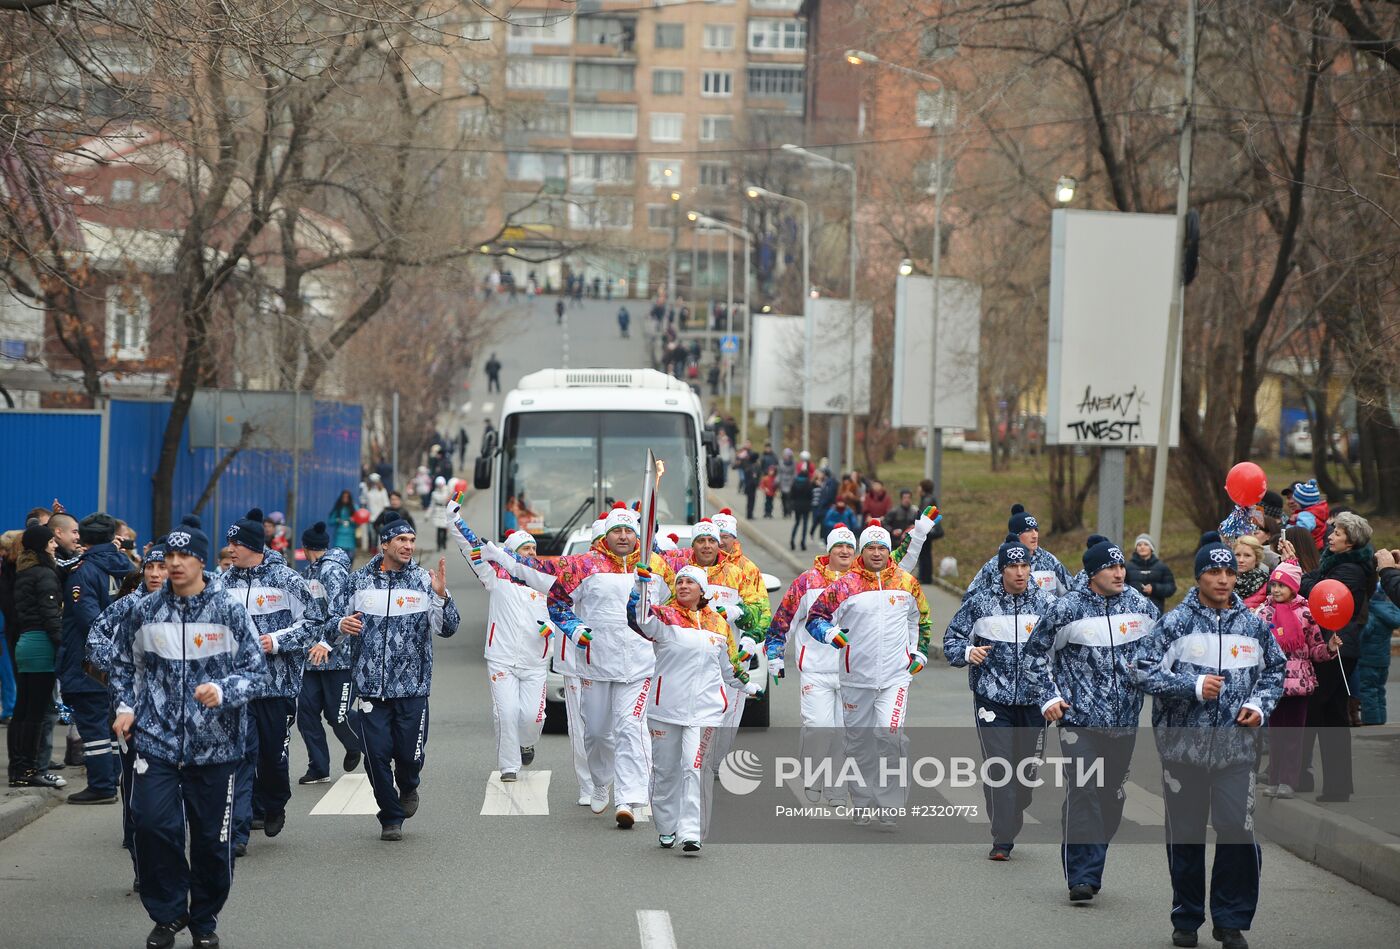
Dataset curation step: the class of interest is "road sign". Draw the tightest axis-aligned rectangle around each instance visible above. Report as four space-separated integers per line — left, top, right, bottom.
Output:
719 334 740 354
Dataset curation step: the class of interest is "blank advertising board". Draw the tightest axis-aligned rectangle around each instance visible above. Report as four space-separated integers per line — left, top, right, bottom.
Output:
748 302 872 414
1046 209 1180 447
891 275 981 430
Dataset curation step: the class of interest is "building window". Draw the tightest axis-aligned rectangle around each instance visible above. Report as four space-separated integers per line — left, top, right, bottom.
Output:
703 24 735 50
571 153 635 184
576 63 635 92
505 193 566 227
699 162 730 186
919 25 960 62
578 16 636 51
139 181 162 203
415 59 444 91
458 107 491 136
105 284 150 360
750 0 802 8
507 105 569 136
655 23 684 49
747 18 806 52
570 196 634 229
914 159 954 195
508 15 573 45
458 20 494 41
747 65 805 96
507 152 568 182
915 89 957 128
652 68 684 95
506 58 571 90
572 105 638 137
647 159 682 187
700 115 733 142
701 70 732 96
111 179 135 202
647 204 674 229
462 153 488 179
459 60 492 94
649 112 683 142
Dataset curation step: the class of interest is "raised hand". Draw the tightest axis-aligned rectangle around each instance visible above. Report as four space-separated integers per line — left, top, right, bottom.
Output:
432 557 448 598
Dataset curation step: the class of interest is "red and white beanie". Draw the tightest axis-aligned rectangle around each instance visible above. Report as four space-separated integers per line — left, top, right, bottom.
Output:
657 533 680 552
504 529 535 553
603 500 640 535
826 525 857 551
590 513 608 540
712 507 738 538
691 519 721 543
675 564 710 598
859 518 891 550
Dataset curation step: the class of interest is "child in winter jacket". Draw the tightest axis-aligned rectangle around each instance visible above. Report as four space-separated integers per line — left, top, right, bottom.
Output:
1253 561 1337 796
760 468 779 519
1357 586 1400 725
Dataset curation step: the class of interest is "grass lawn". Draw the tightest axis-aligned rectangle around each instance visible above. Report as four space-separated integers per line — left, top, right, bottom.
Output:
875 448 1399 609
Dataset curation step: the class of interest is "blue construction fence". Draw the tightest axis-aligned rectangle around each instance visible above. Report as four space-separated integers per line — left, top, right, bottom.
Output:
0 398 361 546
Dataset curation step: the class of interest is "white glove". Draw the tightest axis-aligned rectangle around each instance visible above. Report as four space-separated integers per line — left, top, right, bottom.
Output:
447 495 462 519
741 680 761 696
768 656 785 679
737 636 759 661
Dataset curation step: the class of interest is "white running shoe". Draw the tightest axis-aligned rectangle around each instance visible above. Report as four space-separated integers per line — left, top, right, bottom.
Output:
615 805 635 829
589 789 610 814
577 794 593 807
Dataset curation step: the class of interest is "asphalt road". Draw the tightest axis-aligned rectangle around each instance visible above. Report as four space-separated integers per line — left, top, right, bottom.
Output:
4 297 1399 948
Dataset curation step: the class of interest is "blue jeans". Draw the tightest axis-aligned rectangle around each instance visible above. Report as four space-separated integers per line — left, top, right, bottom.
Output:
0 636 16 718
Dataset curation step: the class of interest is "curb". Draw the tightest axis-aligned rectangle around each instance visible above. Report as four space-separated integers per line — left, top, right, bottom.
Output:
1255 795 1400 905
0 787 65 843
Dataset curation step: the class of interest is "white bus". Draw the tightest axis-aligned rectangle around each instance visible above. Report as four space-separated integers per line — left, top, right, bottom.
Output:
473 368 726 555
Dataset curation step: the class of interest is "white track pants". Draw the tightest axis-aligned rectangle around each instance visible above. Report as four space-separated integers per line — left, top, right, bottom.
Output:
800 671 844 794
841 680 911 812
562 675 592 797
578 677 652 806
487 663 547 774
700 686 746 837
649 722 715 842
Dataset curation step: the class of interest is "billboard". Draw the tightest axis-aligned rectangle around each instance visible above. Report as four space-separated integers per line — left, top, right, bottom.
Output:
747 301 872 414
891 275 981 430
1046 209 1180 447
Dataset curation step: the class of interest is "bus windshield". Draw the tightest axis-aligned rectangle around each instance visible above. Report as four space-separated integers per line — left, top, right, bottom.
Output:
501 410 699 554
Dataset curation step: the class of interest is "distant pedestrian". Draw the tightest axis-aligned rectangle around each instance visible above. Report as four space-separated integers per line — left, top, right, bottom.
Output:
485 352 502 393
556 299 566 325
1126 534 1176 614
617 306 630 338
760 467 778 519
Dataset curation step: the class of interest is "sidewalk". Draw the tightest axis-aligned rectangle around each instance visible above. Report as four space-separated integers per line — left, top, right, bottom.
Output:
706 481 964 655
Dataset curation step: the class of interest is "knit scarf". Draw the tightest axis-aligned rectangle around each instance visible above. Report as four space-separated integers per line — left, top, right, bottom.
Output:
1264 596 1311 655
1235 564 1269 599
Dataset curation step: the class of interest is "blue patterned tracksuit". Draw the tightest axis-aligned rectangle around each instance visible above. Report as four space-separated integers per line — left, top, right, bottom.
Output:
338 554 460 827
1136 589 1285 934
967 546 1072 600
944 580 1053 850
222 559 325 842
61 545 135 796
110 573 267 936
1022 585 1159 891
298 548 361 778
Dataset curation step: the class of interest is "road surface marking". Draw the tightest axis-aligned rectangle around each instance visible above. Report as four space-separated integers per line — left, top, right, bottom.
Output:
1123 781 1166 826
480 771 552 815
309 774 379 815
481 401 496 416
460 401 472 415
637 910 678 949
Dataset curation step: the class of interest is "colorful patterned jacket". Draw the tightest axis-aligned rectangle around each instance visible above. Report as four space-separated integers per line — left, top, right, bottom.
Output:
766 554 848 676
721 542 771 635
944 579 1053 706
967 546 1072 601
222 558 327 698
663 547 760 636
339 554 460 699
806 562 931 689
307 547 355 671
627 592 745 726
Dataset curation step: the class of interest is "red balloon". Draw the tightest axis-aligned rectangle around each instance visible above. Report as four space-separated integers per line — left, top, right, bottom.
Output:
352 508 371 525
1308 579 1354 631
451 479 467 496
1224 462 1268 508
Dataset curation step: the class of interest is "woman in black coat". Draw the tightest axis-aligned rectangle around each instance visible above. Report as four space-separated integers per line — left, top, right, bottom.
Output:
1126 533 1177 614
6 524 64 787
1293 511 1378 802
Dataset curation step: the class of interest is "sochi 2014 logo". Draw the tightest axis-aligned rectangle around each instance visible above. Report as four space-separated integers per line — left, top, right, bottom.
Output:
167 531 191 548
1005 547 1027 562
1209 548 1234 565
717 749 763 796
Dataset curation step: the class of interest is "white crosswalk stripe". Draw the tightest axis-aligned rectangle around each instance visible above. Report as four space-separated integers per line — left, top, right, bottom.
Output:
637 910 678 949
480 771 552 815
309 773 379 815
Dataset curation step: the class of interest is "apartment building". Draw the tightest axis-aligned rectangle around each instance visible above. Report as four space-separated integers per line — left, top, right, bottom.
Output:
454 0 807 299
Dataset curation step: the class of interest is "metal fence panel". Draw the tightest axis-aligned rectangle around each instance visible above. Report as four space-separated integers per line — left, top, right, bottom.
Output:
0 410 103 529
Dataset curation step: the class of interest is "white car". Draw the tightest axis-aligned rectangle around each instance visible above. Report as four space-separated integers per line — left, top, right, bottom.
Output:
1285 421 1313 458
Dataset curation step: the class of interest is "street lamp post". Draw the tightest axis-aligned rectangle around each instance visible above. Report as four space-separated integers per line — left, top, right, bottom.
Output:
781 143 859 473
689 212 754 446
745 184 811 455
846 49 951 494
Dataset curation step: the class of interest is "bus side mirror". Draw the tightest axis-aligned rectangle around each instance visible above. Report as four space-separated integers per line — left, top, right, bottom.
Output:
474 456 492 490
706 454 726 489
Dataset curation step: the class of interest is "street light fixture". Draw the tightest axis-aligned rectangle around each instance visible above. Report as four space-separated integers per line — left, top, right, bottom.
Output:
744 182 813 454
781 142 861 471
688 212 755 443
846 50 952 493
899 258 914 276
1056 176 1077 204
